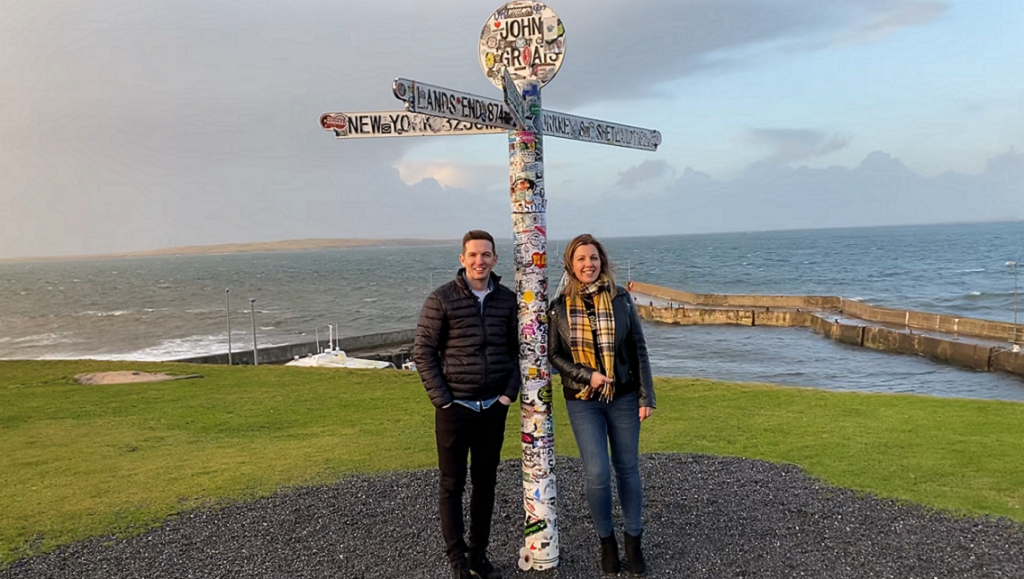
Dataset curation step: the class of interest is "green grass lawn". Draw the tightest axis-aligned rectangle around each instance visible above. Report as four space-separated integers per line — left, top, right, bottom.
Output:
2 359 1023 565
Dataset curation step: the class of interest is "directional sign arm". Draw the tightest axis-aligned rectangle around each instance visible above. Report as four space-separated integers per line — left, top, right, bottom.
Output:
320 111 504 138
391 78 662 151
542 110 662 151
502 67 532 129
393 78 518 131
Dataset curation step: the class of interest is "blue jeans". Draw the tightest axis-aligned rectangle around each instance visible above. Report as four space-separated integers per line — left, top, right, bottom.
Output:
565 390 643 537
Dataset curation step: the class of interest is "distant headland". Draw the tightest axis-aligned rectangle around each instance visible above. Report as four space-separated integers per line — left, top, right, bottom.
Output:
0 238 458 263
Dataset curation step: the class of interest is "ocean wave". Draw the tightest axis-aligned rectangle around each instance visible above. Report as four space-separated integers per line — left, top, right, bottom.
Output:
11 333 82 346
956 268 986 273
101 335 293 361
74 310 131 317
100 335 230 361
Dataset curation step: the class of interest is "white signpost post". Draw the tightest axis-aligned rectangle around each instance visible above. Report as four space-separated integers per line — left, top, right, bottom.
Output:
320 1 660 571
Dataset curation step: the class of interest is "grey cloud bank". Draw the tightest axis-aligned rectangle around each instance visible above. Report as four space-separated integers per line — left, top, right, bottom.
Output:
555 150 1024 239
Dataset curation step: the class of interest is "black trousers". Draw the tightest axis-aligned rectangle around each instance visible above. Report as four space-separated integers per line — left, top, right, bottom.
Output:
435 401 509 565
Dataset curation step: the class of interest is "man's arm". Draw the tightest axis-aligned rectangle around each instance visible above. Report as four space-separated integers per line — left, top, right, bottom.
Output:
413 292 453 408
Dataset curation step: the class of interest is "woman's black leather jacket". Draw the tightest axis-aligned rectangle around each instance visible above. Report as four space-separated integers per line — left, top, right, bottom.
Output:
548 286 656 408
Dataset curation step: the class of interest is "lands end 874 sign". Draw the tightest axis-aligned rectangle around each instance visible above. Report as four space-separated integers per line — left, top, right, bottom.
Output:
479 1 565 88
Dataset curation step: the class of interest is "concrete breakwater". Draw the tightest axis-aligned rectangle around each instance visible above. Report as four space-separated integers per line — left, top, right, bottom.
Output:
631 281 1024 379
173 329 416 366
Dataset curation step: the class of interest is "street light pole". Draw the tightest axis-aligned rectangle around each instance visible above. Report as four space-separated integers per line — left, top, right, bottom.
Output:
225 289 232 365
249 298 258 366
1013 260 1020 346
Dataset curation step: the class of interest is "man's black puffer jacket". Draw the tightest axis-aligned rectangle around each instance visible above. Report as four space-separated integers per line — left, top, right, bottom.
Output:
414 269 521 408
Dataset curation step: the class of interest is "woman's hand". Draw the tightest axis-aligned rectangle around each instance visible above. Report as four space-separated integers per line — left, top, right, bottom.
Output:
589 371 613 389
639 407 654 422
498 395 511 406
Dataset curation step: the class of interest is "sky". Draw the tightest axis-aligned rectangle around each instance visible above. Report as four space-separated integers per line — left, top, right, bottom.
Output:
0 0 1021 259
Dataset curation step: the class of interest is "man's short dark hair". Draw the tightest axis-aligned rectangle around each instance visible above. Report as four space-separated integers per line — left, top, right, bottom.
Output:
462 230 496 254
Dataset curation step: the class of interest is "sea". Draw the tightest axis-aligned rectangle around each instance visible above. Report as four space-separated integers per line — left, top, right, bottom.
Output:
2 222 1023 401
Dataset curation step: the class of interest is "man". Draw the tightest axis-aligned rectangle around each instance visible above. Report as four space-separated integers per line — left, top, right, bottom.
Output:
414 230 520 579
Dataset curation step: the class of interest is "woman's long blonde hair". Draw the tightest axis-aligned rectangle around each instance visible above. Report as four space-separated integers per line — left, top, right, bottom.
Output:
560 234 616 299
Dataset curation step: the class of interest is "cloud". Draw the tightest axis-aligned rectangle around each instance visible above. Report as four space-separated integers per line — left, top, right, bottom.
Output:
842 1 948 44
549 150 1024 238
615 160 674 189
745 129 853 165
544 0 948 106
394 159 508 191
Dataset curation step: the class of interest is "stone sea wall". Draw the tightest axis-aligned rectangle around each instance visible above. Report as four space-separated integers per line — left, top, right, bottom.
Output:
632 281 1024 378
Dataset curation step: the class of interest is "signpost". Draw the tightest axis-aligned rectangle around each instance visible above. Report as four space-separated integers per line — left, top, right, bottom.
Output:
320 1 660 570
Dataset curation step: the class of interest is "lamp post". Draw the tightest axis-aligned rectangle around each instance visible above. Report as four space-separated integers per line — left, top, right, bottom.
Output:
249 298 258 366
225 289 232 365
1012 260 1020 347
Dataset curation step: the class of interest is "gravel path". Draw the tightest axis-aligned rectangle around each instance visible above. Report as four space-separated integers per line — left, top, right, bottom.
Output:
4 454 1023 578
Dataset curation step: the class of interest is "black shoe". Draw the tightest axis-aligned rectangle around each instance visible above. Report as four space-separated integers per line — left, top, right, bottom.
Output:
467 551 502 579
452 558 473 579
623 531 647 577
600 534 622 575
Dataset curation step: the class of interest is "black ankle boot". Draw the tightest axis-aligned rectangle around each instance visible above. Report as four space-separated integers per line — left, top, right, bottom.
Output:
600 534 622 575
623 531 646 576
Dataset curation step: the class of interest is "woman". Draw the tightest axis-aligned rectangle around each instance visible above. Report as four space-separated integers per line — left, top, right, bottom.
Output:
548 234 655 576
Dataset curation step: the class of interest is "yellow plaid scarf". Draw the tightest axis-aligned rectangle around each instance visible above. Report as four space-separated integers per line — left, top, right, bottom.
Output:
567 275 616 402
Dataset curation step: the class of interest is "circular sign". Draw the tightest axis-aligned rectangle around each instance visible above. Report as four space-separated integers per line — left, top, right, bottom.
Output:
479 1 565 89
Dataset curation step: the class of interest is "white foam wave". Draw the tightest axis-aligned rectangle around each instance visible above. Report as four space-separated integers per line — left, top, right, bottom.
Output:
75 310 131 317
104 336 293 361
956 268 986 273
11 333 82 346
87 335 231 361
